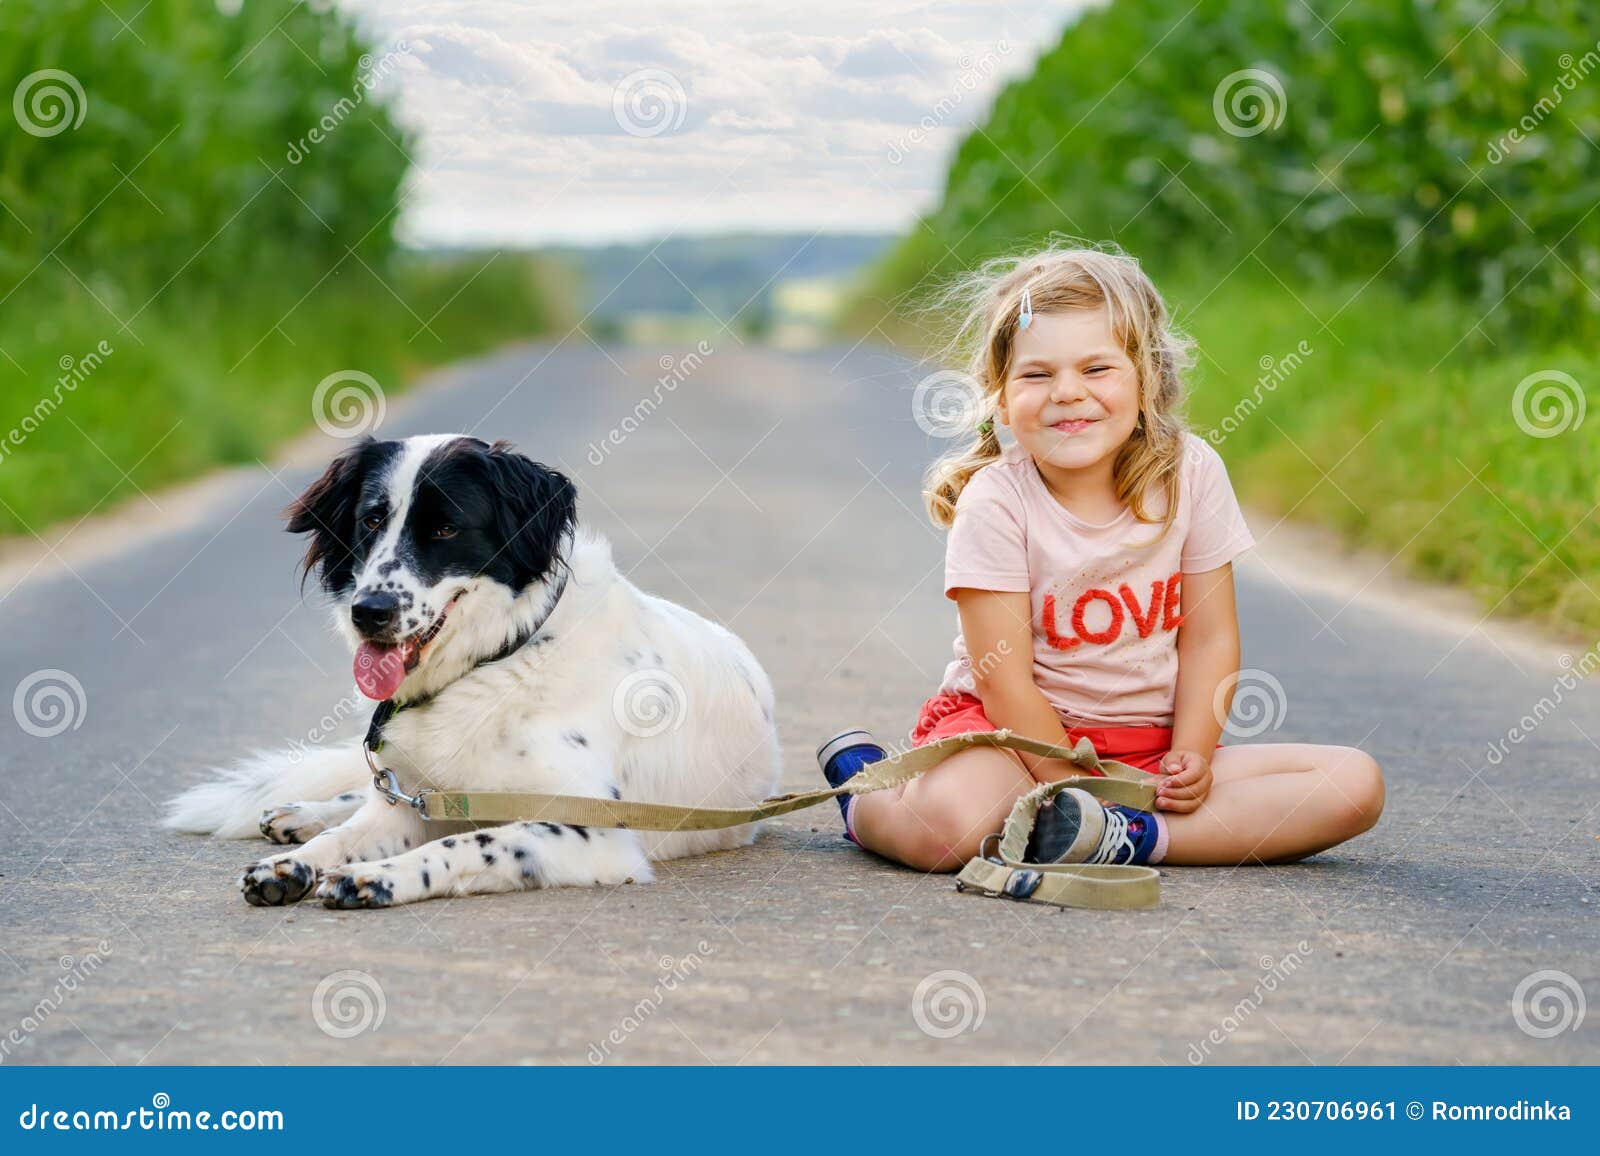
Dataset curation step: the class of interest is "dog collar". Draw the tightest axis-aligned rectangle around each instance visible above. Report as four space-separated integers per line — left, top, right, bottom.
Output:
363 567 571 758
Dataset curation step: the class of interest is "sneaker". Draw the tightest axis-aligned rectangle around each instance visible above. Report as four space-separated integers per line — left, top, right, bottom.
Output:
1024 787 1161 866
816 729 886 840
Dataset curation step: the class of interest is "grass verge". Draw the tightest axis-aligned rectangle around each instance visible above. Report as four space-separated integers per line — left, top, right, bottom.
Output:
0 253 567 537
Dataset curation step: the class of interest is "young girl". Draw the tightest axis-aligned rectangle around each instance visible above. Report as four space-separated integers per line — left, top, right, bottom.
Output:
817 247 1384 873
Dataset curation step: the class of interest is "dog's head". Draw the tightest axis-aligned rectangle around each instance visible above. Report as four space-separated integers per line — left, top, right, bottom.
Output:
284 434 577 700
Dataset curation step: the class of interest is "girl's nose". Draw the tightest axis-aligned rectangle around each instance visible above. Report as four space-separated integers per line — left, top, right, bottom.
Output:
1049 377 1087 403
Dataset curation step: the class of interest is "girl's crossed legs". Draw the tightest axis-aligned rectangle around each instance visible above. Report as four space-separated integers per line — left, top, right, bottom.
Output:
850 740 1385 873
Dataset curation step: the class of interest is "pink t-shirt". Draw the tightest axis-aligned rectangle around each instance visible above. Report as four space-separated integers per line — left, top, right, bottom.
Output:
939 433 1255 727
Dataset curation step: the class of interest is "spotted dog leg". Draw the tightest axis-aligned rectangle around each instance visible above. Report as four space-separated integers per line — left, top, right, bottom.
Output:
240 798 427 907
259 790 367 845
317 820 654 909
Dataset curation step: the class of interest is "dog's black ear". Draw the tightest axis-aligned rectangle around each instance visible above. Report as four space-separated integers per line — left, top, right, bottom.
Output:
283 439 374 593
484 440 578 590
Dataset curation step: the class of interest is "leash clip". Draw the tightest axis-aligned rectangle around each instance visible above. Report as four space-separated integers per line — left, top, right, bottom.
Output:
375 768 432 814
366 745 431 814
972 833 1041 898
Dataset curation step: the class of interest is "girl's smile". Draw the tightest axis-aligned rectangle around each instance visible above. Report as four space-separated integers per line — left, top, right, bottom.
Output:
1050 417 1099 434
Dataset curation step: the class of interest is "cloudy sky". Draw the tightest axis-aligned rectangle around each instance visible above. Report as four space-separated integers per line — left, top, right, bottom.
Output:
335 1 1092 246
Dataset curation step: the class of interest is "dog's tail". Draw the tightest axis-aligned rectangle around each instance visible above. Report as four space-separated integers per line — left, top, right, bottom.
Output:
162 744 369 838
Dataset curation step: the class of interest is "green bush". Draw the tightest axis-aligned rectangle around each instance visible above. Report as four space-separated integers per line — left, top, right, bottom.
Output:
0 0 411 288
870 0 1600 342
0 1 563 534
0 255 561 535
1175 273 1600 636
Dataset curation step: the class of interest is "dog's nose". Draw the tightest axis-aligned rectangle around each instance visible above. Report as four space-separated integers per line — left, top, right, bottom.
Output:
350 590 401 635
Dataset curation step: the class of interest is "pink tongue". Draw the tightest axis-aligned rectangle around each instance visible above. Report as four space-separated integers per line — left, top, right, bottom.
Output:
354 641 408 700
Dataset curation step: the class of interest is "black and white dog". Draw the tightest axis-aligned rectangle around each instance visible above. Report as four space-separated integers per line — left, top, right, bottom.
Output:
164 434 781 909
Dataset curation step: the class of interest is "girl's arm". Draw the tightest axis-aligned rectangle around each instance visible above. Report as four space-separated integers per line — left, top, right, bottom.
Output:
953 588 1079 781
1162 562 1241 811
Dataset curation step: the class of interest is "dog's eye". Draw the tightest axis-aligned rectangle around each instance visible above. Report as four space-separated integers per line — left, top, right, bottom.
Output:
361 513 384 532
433 523 458 540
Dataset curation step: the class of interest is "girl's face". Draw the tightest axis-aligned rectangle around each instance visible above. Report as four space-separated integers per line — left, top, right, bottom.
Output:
997 307 1140 475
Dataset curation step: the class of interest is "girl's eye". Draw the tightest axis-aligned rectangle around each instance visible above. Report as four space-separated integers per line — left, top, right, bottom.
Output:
1023 371 1049 379
1086 366 1111 375
433 524 458 540
361 513 384 531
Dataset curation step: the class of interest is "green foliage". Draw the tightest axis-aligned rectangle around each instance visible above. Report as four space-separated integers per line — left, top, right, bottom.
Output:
0 0 412 288
0 255 559 535
872 0 1600 342
1176 272 1600 636
0 1 561 534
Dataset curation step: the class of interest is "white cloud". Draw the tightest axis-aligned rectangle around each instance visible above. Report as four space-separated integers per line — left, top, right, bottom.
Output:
335 0 1092 245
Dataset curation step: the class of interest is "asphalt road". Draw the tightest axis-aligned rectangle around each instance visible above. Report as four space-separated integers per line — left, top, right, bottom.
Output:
1 340 1595 1065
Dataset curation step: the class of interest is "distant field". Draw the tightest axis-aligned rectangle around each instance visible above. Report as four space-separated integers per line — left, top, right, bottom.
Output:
546 232 896 339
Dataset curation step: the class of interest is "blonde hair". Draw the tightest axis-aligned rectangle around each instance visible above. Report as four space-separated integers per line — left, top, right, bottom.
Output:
922 244 1194 529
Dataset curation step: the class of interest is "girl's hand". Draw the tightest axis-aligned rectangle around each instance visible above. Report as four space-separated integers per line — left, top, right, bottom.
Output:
1155 749 1212 812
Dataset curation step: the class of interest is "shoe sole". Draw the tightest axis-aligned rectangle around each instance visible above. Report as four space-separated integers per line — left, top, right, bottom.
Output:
815 729 877 770
1024 787 1108 864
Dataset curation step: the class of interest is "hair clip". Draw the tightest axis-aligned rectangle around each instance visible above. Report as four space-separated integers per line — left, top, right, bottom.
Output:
977 419 995 436
1018 285 1034 330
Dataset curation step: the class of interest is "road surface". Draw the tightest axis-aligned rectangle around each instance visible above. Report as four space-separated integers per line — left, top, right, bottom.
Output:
1 340 1595 1064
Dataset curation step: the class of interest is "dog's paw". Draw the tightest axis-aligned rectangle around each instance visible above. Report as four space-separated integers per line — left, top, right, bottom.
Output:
240 857 318 906
317 864 401 910
259 804 317 845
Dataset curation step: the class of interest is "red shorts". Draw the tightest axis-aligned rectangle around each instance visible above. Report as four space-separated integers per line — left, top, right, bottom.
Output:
910 692 1178 774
